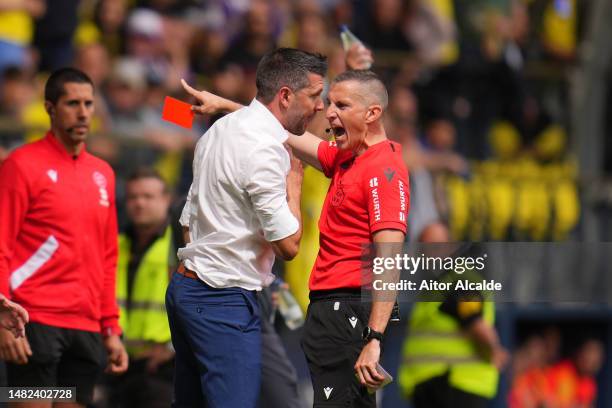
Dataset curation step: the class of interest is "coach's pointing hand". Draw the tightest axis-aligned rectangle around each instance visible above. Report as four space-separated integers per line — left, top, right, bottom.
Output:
181 79 242 115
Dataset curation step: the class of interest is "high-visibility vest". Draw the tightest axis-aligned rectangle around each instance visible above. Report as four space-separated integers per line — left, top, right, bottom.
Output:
285 165 330 312
399 294 498 399
117 227 173 355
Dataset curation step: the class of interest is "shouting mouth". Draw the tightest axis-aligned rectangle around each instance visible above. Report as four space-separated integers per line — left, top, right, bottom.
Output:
331 126 346 138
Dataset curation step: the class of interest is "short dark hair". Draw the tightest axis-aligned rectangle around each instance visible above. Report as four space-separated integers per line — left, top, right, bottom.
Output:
127 167 168 193
1 66 28 83
44 67 94 104
255 48 327 103
332 69 388 108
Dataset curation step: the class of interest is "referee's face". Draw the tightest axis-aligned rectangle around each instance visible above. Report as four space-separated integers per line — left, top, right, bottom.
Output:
326 80 368 153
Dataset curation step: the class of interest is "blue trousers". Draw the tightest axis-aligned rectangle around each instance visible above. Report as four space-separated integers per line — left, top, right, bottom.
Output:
165 272 261 408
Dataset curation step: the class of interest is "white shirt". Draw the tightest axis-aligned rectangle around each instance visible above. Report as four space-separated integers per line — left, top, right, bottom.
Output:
178 99 299 290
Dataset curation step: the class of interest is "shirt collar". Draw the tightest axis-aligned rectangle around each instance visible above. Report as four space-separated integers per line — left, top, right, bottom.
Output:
354 140 394 163
44 131 87 161
248 98 288 144
338 140 396 170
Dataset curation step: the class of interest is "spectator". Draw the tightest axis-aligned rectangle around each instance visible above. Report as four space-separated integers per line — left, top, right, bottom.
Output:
404 0 458 67
33 0 80 71
125 9 171 88
508 335 549 408
74 42 113 134
104 57 195 189
354 0 413 52
511 335 604 408
93 0 128 57
0 0 45 72
221 0 280 100
295 12 331 54
0 67 35 161
386 85 460 241
544 338 604 408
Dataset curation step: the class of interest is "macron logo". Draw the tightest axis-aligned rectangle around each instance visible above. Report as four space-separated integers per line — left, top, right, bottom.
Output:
324 387 333 400
384 168 396 182
349 317 358 328
47 169 58 183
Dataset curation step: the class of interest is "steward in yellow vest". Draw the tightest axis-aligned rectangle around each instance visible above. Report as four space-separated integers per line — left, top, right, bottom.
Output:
399 271 509 408
107 167 176 408
117 225 174 355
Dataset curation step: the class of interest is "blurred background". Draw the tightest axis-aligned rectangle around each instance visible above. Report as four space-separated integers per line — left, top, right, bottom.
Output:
1 0 612 406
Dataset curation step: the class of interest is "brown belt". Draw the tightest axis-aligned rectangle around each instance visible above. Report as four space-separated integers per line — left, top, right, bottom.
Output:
177 263 199 280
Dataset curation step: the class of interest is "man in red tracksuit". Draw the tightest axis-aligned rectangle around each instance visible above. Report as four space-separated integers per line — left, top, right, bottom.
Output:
0 68 128 407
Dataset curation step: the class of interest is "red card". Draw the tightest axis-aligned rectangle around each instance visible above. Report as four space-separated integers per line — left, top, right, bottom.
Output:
162 96 194 129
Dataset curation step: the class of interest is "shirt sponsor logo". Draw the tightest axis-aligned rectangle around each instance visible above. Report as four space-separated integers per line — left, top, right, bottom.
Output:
399 179 407 222
371 188 381 222
92 171 107 188
92 171 109 207
46 169 58 183
369 177 378 188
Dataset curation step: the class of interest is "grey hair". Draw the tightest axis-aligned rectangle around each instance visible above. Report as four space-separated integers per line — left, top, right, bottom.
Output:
331 69 388 109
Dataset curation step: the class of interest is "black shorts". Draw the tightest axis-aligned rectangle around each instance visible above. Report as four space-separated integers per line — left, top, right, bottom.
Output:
301 290 376 407
7 322 104 405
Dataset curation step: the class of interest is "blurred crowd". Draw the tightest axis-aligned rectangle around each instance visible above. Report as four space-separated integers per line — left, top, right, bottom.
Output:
509 326 604 408
0 0 583 239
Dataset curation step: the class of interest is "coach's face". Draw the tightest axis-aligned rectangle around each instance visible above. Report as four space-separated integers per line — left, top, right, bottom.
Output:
326 80 369 152
284 72 324 135
45 82 94 146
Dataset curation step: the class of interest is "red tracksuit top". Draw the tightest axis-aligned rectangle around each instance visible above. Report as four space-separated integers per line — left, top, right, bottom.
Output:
0 132 120 335
310 140 409 290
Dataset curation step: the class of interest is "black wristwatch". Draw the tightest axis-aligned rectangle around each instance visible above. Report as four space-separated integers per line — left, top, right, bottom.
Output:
362 326 384 343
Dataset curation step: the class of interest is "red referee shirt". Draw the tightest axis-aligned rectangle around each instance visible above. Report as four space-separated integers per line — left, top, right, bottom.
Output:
0 132 120 335
309 140 409 291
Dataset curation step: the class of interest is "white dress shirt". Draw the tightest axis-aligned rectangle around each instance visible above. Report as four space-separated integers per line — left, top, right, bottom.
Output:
178 98 299 290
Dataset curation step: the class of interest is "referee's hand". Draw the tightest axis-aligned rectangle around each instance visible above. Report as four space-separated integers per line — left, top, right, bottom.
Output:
354 340 385 388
